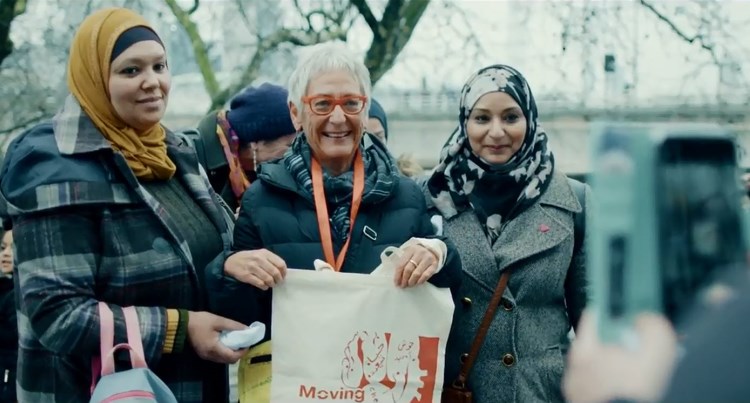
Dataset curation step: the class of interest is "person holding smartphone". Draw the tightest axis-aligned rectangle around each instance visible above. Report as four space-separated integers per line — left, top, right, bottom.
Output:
564 277 750 403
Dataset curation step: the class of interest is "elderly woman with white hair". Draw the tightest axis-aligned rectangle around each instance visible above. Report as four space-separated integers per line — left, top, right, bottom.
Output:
205 43 462 397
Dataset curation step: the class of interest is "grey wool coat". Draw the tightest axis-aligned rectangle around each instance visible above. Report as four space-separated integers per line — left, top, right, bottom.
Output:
428 171 590 403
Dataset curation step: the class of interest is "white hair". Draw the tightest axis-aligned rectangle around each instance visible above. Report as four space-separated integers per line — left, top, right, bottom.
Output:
287 42 372 116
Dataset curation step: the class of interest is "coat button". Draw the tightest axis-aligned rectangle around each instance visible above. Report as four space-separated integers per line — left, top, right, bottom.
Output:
501 299 514 311
502 353 515 367
461 297 472 307
460 353 469 364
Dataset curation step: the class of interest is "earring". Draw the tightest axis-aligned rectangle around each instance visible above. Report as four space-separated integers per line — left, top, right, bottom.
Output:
253 147 258 172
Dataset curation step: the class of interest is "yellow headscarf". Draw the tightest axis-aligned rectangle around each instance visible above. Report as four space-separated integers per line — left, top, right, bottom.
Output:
67 7 176 180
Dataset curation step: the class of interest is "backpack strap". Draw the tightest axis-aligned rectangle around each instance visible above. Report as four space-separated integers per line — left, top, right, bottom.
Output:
95 303 148 379
98 302 115 368
122 307 146 367
567 177 586 255
91 302 115 392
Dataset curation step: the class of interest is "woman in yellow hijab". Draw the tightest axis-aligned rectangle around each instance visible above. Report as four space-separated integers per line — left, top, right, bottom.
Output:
0 7 247 402
67 6 175 179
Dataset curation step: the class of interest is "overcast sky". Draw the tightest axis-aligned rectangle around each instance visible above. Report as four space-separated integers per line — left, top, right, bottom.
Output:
337 0 750 105
16 0 750 107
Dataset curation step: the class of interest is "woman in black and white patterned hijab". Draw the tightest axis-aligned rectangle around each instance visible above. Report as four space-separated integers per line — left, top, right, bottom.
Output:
427 64 554 240
425 64 588 403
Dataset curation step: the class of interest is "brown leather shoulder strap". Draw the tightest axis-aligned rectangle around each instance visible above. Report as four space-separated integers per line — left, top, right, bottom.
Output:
452 271 511 388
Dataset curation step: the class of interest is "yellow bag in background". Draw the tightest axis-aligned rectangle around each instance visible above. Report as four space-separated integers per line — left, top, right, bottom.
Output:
238 340 272 403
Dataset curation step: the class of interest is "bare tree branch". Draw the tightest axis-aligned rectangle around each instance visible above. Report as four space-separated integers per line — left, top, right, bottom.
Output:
0 0 28 67
234 0 255 32
678 60 714 95
84 0 97 16
291 0 312 30
638 0 720 63
307 9 340 27
162 0 431 110
381 0 404 27
350 0 381 36
363 0 430 84
13 0 25 15
441 1 489 59
210 26 348 110
163 0 220 99
187 0 199 15
0 113 45 135
121 0 143 8
291 1 352 32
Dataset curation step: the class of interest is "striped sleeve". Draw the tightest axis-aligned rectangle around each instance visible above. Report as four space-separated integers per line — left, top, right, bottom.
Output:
162 309 179 353
13 210 167 363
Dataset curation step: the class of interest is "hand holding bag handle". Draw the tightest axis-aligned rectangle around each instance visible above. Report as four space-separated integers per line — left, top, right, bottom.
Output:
442 271 511 403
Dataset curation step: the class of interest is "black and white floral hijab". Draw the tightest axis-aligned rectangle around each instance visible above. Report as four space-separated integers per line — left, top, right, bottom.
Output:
427 64 555 230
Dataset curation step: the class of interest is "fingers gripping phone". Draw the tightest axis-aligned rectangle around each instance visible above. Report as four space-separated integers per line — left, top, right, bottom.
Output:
588 122 749 344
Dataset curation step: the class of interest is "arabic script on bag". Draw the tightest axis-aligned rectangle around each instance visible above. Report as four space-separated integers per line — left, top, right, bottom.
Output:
298 331 439 402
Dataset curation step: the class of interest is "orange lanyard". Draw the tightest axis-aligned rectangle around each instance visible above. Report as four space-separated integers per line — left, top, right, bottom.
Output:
311 151 365 271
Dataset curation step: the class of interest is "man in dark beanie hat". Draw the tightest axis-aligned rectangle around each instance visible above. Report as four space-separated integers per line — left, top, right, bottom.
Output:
194 82 297 211
367 98 389 144
367 98 424 178
226 83 297 148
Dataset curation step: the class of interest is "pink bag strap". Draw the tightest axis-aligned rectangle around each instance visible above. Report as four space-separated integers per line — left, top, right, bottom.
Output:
122 306 147 367
91 302 115 393
90 357 100 395
93 303 148 380
98 302 115 363
102 343 147 373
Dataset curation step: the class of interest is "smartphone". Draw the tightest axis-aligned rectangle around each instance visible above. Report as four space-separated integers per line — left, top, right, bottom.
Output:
588 122 748 344
657 138 747 326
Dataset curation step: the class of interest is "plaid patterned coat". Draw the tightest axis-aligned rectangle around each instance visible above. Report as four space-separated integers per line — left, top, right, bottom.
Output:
0 97 235 402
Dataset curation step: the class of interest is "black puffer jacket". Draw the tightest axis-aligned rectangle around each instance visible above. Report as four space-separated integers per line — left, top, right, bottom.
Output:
0 276 16 402
206 157 463 334
0 277 16 350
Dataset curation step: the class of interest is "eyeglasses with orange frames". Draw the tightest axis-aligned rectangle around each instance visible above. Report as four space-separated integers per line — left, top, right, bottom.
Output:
301 95 368 116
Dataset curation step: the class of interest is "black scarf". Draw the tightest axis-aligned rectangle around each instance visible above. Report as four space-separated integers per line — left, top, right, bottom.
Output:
284 133 400 242
427 64 555 240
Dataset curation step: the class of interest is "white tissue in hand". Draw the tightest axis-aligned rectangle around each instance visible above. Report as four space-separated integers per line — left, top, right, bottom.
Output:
219 321 265 350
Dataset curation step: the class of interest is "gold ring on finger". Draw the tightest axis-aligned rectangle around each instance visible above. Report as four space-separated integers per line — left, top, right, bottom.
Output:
408 259 418 268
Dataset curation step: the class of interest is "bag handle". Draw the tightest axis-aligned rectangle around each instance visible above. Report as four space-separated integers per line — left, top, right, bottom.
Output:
98 303 147 377
103 344 146 370
450 271 511 389
122 306 147 367
98 302 115 367
92 302 114 390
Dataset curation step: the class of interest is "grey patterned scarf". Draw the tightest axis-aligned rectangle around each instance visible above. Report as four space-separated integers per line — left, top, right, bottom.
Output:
427 64 555 239
284 133 399 242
